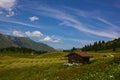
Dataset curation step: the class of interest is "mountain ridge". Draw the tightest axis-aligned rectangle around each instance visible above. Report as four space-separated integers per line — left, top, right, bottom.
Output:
0 33 55 51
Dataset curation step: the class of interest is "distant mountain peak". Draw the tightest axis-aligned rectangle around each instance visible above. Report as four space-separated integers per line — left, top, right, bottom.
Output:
0 33 55 51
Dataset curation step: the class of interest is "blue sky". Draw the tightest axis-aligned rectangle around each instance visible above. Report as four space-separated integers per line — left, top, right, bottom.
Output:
0 0 120 49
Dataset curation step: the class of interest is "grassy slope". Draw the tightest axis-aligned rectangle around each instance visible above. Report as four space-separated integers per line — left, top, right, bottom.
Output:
0 52 120 80
0 34 55 51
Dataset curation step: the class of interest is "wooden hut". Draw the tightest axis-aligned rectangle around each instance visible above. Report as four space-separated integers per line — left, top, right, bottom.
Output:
66 52 92 64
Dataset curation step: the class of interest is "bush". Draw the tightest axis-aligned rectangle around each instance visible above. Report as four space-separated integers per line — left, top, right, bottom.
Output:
112 56 120 64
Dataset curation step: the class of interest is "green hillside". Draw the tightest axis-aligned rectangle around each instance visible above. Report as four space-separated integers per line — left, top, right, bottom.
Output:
82 38 120 52
0 33 55 51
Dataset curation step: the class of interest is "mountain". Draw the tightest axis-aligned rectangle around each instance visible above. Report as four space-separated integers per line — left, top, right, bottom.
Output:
0 33 55 51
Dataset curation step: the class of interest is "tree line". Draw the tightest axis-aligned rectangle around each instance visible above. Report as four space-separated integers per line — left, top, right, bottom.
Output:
0 47 48 54
82 38 120 52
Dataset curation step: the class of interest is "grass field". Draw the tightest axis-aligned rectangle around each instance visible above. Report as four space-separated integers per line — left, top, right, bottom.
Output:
0 51 120 80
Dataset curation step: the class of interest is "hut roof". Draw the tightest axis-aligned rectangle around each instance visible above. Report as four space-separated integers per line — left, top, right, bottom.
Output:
66 52 92 58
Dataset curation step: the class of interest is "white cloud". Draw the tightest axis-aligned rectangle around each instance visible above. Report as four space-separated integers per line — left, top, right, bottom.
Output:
0 0 16 17
43 36 62 43
25 31 31 36
29 16 39 21
0 0 16 10
43 36 52 42
25 31 43 37
32 31 43 37
12 30 43 38
13 30 24 37
6 10 15 17
12 30 61 43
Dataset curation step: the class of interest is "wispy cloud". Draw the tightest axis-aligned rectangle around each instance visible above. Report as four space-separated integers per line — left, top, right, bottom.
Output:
64 7 100 18
96 17 119 30
64 22 119 39
0 19 40 29
1 4 119 39
34 6 119 39
63 38 95 47
0 11 3 14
